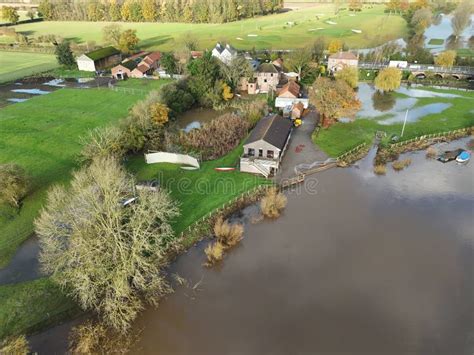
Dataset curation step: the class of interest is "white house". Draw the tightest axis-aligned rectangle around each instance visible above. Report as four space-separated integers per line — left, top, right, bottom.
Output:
211 43 238 65
77 46 121 72
389 60 408 69
240 114 293 178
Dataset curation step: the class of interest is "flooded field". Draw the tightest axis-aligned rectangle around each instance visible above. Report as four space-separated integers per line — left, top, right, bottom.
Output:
30 138 474 354
354 83 462 124
425 14 474 51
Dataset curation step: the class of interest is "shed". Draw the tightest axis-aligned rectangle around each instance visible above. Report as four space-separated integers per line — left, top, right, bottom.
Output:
77 46 121 72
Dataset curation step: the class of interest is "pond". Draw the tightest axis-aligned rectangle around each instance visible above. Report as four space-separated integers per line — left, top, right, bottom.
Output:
177 107 232 132
29 138 474 355
353 83 457 125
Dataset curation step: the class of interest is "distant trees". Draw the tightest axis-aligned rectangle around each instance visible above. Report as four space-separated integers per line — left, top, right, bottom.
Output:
451 0 473 39
54 40 75 67
32 0 284 23
410 7 433 34
310 77 361 128
1 6 19 24
0 164 29 208
334 66 359 88
374 67 402 92
434 50 456 68
36 157 179 332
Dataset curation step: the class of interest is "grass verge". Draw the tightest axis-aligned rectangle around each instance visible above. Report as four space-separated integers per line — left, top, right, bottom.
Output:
0 51 59 84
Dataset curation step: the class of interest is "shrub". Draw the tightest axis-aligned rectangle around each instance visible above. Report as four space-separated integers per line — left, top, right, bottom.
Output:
214 217 244 248
426 146 438 159
392 158 412 171
0 163 29 208
240 100 268 127
260 187 287 218
204 242 224 266
158 80 195 115
69 320 135 354
0 335 30 354
373 164 387 175
179 113 249 160
78 126 126 164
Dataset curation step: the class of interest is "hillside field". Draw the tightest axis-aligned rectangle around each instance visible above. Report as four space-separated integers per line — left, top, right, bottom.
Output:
9 5 408 51
0 51 58 83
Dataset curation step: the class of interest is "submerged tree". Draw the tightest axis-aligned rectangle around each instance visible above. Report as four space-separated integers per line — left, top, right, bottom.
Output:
334 66 359 88
372 91 396 112
434 50 456 68
35 157 179 332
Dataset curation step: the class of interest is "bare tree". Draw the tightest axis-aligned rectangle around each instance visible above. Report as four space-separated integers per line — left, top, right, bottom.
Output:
451 0 473 39
0 163 29 208
35 157 179 332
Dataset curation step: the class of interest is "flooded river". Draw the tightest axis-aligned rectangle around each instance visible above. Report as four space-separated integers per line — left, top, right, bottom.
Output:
30 138 474 354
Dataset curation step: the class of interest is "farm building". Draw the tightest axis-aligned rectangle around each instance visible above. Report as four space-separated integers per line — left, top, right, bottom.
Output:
240 114 292 178
275 81 309 109
111 61 137 80
112 51 161 79
211 43 238 65
328 51 358 72
77 46 121 72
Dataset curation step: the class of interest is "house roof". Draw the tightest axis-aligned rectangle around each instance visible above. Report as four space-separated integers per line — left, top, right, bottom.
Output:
142 57 154 66
214 42 237 55
329 51 358 60
257 63 279 73
292 102 304 112
145 51 161 62
278 81 300 98
245 114 292 150
85 46 120 61
272 58 284 67
135 63 150 73
191 51 203 58
118 60 137 71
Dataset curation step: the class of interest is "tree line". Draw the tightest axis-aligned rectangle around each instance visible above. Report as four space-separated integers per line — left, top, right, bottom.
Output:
38 0 284 23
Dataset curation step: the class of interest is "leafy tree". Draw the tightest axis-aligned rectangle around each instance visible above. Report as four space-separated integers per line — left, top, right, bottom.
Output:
1 6 19 24
160 52 178 75
142 0 157 21
311 36 327 62
187 51 221 104
451 0 473 39
374 67 402 92
36 157 179 332
328 39 343 54
159 80 195 114
109 0 122 21
0 163 29 208
309 77 361 128
149 103 170 125
102 23 122 46
334 66 358 88
286 47 312 79
55 40 75 68
221 82 233 101
79 126 126 164
26 10 35 20
118 28 139 54
411 8 432 34
434 50 456 68
219 55 253 89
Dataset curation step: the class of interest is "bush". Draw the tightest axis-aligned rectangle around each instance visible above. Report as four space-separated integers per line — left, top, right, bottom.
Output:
232 99 268 127
204 242 224 266
373 164 387 175
391 158 412 171
179 113 249 160
426 146 438 159
214 217 244 248
260 187 287 218
0 335 30 354
0 164 29 208
159 80 195 115
78 126 126 164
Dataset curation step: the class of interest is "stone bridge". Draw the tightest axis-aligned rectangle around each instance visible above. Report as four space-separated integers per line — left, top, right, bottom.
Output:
359 62 474 80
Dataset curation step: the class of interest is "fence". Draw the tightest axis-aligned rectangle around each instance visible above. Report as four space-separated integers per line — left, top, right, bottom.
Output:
390 127 473 148
335 142 368 161
107 86 149 96
179 184 271 239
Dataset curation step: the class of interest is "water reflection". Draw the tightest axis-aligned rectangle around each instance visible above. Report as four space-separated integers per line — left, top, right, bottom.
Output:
372 90 396 112
425 14 474 51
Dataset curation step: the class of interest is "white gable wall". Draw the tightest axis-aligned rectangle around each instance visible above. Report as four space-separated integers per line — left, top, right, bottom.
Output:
76 54 96 72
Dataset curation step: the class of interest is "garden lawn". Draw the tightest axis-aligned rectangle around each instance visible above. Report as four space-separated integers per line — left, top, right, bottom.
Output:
115 78 173 91
0 278 80 339
0 88 147 267
0 51 59 83
314 87 474 157
127 142 271 236
11 5 407 51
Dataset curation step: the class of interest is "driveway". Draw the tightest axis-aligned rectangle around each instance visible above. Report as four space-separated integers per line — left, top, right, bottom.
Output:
274 109 328 182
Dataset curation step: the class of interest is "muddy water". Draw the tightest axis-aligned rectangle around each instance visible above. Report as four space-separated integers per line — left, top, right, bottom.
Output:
30 139 474 354
127 139 473 355
177 108 231 132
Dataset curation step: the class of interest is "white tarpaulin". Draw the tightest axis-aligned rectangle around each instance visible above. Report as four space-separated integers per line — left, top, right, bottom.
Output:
144 152 200 168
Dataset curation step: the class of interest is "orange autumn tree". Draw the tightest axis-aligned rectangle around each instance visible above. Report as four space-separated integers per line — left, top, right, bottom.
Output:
149 103 170 126
310 77 361 128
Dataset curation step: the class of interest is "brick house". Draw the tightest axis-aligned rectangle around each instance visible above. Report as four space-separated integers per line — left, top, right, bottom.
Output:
328 51 358 72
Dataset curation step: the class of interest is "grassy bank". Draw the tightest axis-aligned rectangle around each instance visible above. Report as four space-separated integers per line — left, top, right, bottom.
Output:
0 51 59 83
0 88 148 267
127 142 269 235
10 5 407 51
314 87 474 157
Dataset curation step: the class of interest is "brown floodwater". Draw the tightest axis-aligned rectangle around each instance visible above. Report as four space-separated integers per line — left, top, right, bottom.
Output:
30 139 474 354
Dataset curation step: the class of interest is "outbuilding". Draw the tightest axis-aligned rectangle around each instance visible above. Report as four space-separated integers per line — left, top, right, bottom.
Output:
76 46 121 72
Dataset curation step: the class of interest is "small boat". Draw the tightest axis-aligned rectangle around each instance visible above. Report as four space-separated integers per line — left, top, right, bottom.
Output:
456 151 471 163
214 167 236 172
437 149 464 163
180 166 199 170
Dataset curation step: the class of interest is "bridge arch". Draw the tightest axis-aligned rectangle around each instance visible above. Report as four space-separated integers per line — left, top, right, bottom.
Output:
451 74 460 80
415 73 426 79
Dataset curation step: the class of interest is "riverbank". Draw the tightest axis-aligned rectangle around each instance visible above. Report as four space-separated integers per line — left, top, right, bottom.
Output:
313 85 474 157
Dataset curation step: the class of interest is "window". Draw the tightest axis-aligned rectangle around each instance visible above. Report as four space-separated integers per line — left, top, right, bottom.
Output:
258 149 263 157
264 79 267 83
267 150 274 159
248 148 255 156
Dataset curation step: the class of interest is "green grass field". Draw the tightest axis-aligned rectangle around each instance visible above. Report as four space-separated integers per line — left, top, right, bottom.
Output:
10 5 407 51
0 51 59 83
0 88 148 267
314 87 474 157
